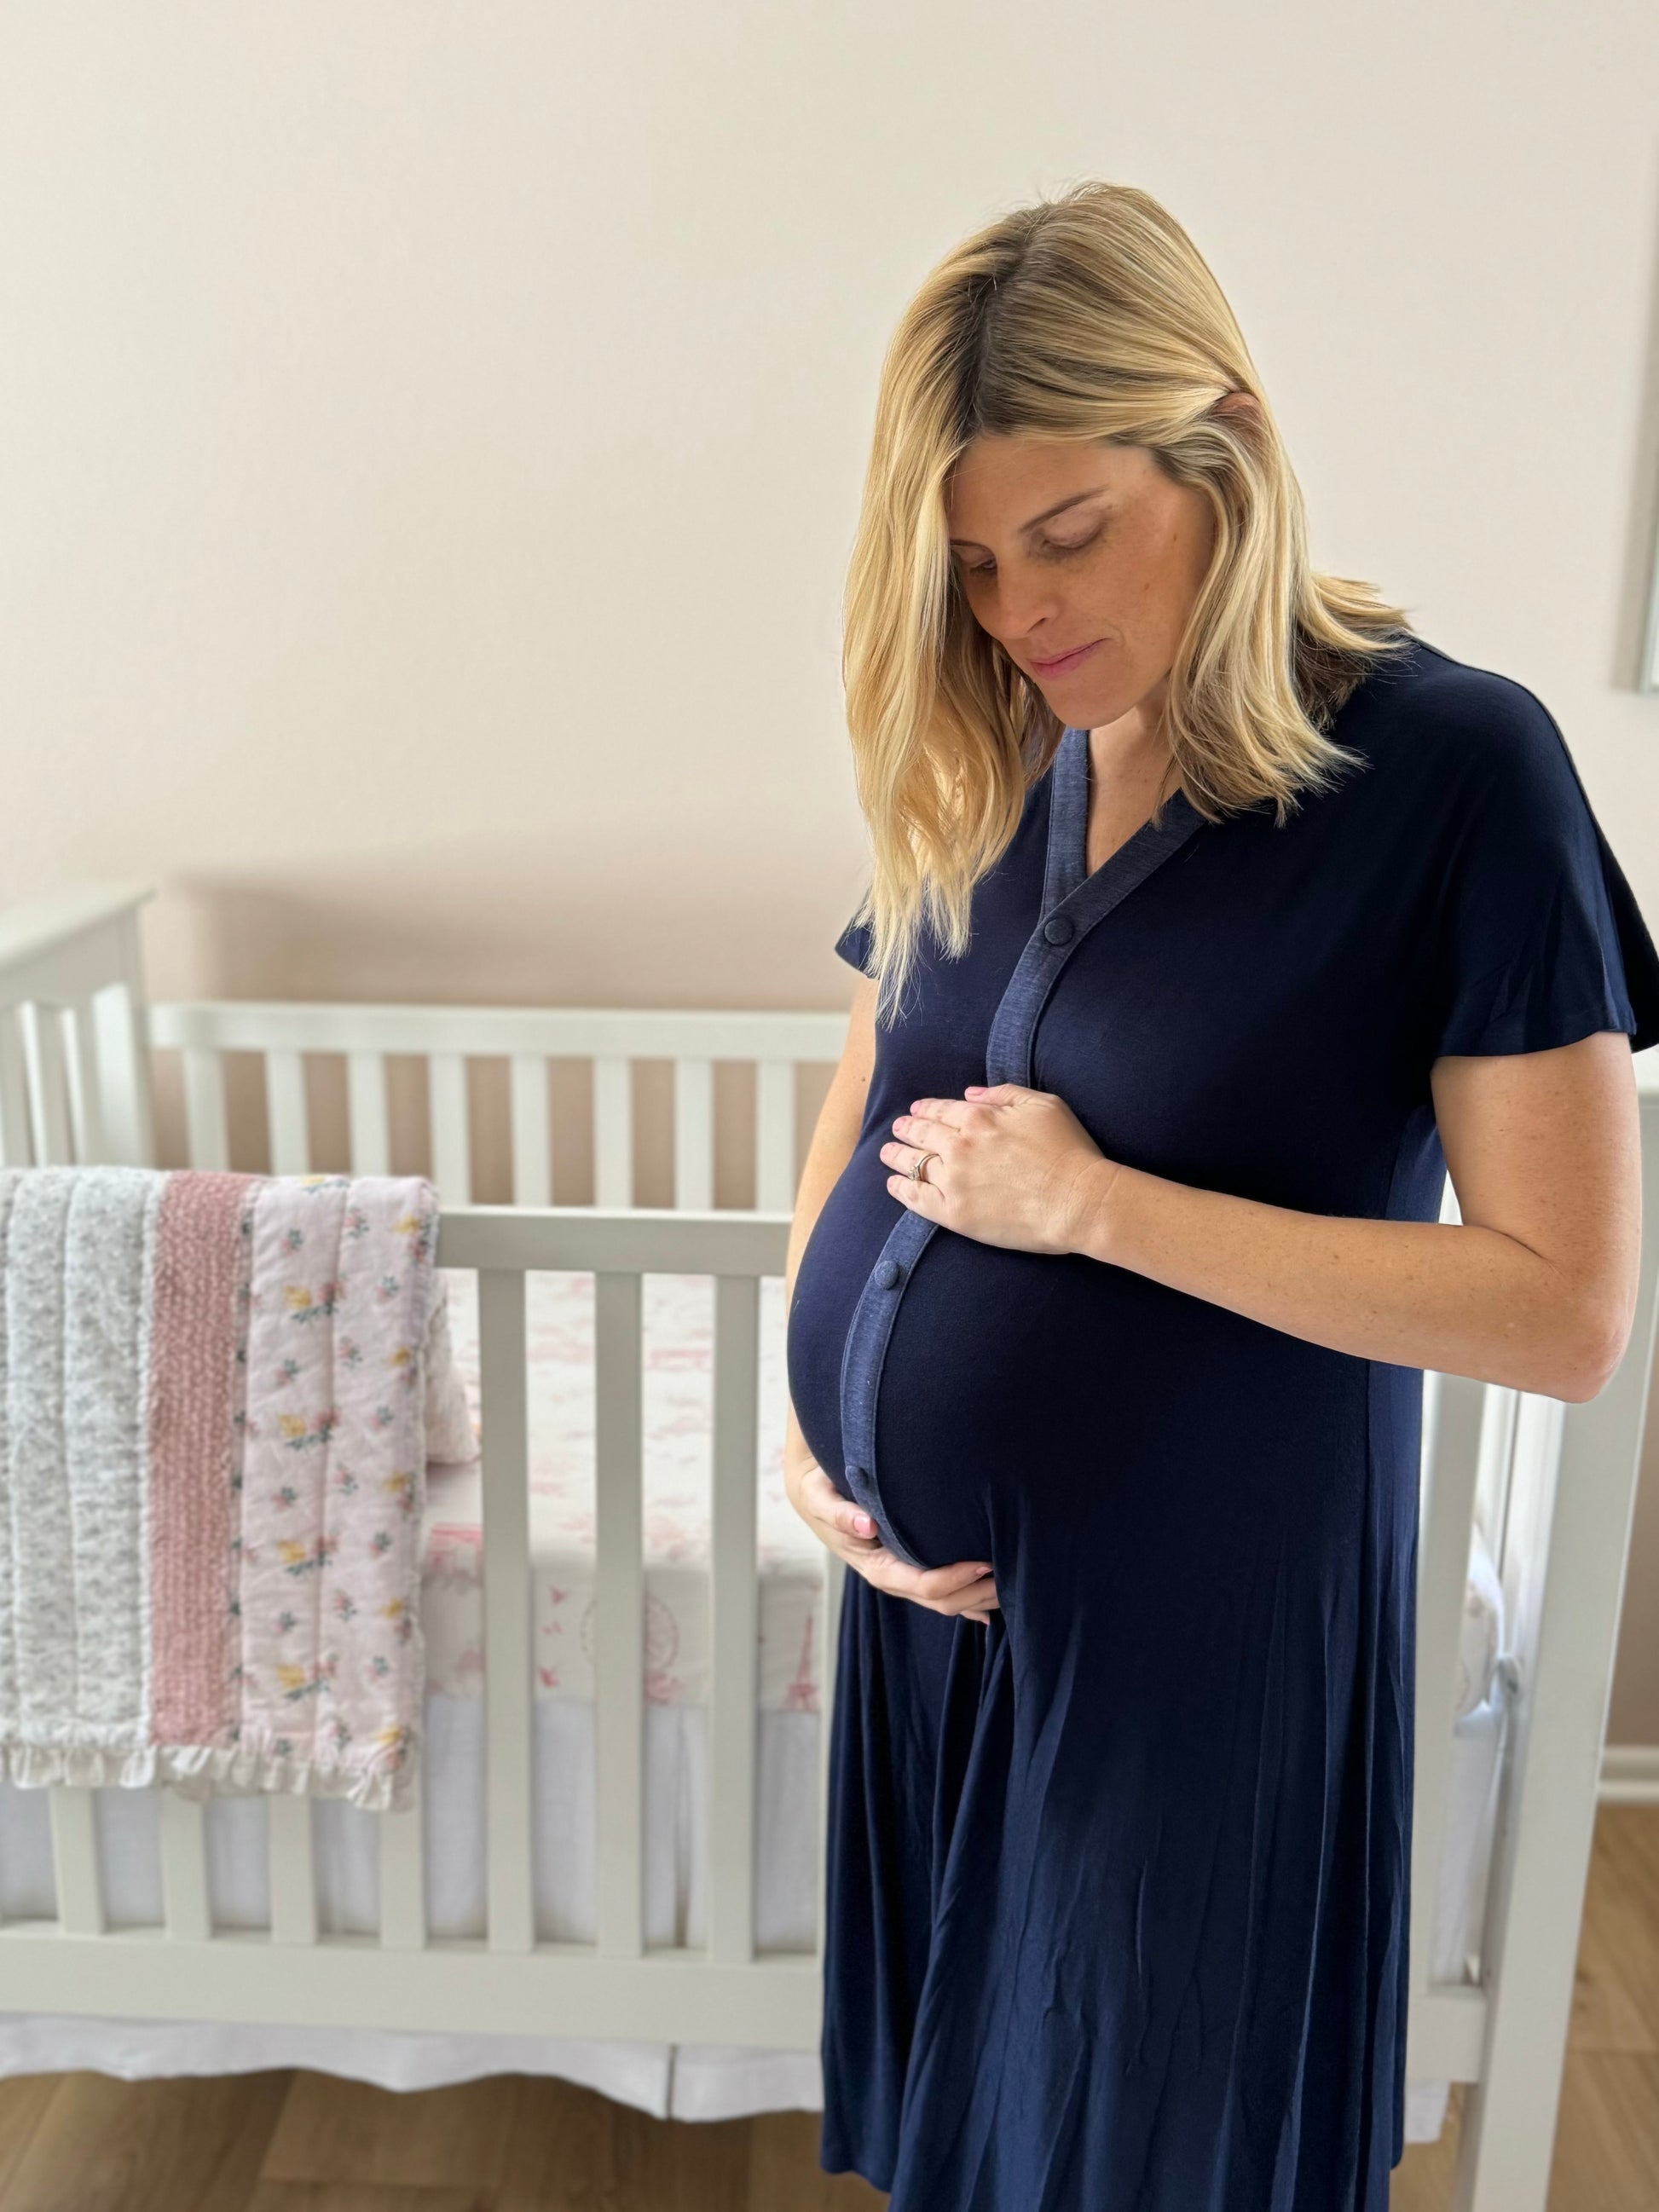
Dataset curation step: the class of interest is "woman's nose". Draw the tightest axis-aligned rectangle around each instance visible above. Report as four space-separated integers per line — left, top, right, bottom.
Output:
991 575 1070 641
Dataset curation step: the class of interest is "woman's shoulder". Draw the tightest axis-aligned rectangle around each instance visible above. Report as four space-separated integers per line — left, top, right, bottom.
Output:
1338 633 1588 821
1368 639 1659 1056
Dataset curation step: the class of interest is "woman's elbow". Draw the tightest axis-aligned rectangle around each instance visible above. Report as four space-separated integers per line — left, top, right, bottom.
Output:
1543 1291 1637 1405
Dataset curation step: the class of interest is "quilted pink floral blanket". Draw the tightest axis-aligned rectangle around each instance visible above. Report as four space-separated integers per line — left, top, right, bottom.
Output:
0 1166 439 1813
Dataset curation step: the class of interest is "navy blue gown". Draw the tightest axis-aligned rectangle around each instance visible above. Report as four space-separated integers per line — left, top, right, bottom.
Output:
785 634 1659 2211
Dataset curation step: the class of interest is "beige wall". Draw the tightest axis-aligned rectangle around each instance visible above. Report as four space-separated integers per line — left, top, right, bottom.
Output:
4 4 1659 1733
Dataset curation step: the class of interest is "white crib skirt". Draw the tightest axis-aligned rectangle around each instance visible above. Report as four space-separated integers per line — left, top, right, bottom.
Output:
0 1683 1508 2138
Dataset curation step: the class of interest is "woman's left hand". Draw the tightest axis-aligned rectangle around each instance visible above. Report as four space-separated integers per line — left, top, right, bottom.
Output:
881 1083 1119 1256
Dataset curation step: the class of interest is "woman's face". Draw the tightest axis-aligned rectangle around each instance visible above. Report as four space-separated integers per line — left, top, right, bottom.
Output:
945 432 1219 736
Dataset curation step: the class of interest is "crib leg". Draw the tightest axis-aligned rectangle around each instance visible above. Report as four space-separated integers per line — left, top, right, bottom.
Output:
1449 1728 1604 2210
1441 1692 1599 2209
1450 2023 1569 2212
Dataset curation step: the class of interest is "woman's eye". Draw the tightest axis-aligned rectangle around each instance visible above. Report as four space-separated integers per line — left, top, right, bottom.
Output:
1043 530 1101 559
959 530 1100 580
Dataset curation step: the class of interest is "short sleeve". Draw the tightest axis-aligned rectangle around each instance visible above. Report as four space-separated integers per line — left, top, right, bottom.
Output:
1427 684 1659 1060
834 907 874 975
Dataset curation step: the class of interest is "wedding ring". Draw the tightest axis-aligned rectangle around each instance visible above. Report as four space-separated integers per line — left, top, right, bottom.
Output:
908 1151 939 1185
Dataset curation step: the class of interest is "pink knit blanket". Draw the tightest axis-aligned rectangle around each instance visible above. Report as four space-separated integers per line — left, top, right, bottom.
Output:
0 1168 440 1813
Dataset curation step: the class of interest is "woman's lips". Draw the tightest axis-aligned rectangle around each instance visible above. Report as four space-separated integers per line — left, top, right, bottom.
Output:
1027 639 1102 677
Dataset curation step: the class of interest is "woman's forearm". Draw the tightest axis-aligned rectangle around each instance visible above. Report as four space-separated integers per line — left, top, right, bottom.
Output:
1069 1157 1618 1403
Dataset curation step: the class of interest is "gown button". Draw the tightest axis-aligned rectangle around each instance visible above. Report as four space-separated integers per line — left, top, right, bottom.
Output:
1043 914 1075 944
873 1257 903 1290
847 1463 868 1486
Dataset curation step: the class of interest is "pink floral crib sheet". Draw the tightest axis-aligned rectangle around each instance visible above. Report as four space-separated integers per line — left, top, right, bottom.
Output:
419 1270 826 1713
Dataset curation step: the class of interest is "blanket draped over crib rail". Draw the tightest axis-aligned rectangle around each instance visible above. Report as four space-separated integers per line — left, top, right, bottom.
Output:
0 1167 439 1813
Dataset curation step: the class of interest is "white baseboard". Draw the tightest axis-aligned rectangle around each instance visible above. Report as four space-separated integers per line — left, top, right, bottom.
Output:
1599 1745 1659 1805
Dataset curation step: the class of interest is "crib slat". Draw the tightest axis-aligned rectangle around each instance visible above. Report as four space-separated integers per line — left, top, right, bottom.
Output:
90 973 155 1170
592 1057 633 1208
0 1006 33 1164
49 1788 104 1935
479 1268 534 1953
20 1002 72 1165
159 1792 211 1943
1410 1369 1488 1999
510 1054 552 1207
755 1060 795 1210
708 1273 760 1964
347 1052 391 1175
594 1269 644 1959
265 1049 310 1175
182 1047 231 1170
379 1801 427 1950
62 997 106 1163
673 1057 715 1210
430 1053 471 1204
268 1793 318 1944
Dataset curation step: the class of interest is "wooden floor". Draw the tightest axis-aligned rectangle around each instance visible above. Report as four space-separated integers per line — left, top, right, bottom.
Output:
0 1807 1651 2209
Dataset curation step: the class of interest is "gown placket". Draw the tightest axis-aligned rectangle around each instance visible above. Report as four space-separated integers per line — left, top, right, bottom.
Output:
835 727 1208 1568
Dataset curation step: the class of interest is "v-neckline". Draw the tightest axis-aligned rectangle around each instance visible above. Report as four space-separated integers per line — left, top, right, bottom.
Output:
981 725 1206 1094
1044 723 1201 913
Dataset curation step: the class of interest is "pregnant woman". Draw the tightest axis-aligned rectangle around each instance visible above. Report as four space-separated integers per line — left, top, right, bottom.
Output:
783 180 1659 2211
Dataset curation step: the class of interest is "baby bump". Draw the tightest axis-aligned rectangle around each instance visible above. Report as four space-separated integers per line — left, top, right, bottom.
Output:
783 1150 1095 1559
865 1235 1368 1582
867 1238 1129 1570
789 1174 1369 1585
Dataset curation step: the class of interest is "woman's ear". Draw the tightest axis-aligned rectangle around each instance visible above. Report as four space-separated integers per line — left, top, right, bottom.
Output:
1210 390 1262 425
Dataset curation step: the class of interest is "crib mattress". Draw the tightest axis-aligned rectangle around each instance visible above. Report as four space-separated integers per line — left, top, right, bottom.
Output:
421 1268 826 1710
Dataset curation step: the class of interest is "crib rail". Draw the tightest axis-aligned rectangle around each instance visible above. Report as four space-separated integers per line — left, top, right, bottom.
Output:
145 999 849 1209
0 1203 834 2047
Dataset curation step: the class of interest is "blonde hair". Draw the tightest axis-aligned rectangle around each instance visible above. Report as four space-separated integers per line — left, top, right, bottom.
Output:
840 179 1417 1021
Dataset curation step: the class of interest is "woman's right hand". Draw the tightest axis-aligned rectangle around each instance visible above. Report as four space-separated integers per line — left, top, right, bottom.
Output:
783 1420 1000 1626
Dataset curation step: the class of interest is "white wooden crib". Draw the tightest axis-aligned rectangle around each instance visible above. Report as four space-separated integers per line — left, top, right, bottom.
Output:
0 881 1655 2212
